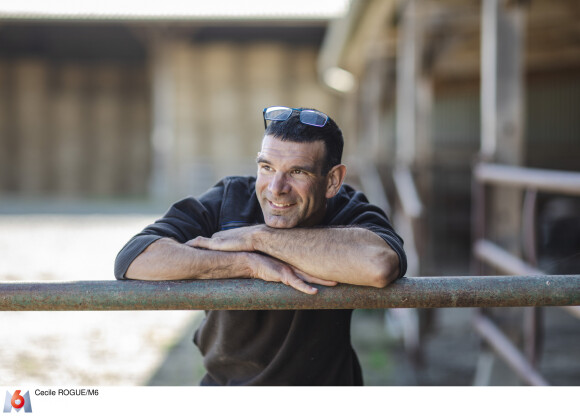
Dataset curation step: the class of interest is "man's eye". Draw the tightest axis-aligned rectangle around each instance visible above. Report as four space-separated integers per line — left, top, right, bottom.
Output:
291 169 303 175
260 165 272 172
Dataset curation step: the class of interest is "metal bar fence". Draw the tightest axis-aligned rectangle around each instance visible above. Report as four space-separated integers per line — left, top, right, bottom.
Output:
1 275 579 311
472 162 580 386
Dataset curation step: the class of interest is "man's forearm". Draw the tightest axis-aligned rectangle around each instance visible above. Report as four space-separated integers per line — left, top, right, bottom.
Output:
124 237 334 294
252 226 399 287
125 238 251 281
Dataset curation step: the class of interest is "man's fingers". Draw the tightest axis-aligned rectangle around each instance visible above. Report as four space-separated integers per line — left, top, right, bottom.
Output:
186 231 252 252
187 236 231 251
283 273 318 295
299 274 337 287
292 267 338 287
186 236 210 248
252 255 317 295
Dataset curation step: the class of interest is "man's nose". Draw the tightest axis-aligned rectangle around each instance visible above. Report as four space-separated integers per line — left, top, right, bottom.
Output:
269 172 290 195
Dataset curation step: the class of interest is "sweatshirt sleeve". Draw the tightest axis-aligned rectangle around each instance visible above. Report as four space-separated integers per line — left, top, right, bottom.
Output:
328 186 407 279
113 182 225 280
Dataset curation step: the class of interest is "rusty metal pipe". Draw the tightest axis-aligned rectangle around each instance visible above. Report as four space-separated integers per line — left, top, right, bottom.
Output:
1 275 579 311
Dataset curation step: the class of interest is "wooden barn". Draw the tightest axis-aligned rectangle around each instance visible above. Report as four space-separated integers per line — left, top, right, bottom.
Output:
1 0 579 386
320 0 580 276
319 0 580 385
0 2 347 202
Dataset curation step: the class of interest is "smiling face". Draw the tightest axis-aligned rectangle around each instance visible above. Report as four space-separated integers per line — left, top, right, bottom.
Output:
256 135 337 229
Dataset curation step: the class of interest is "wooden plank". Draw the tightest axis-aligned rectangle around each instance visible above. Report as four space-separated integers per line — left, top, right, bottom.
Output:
473 314 549 386
14 59 49 194
474 163 580 196
171 41 219 197
245 43 287 116
480 0 498 159
149 35 177 201
201 43 246 180
52 64 86 196
244 42 287 173
90 65 123 196
0 60 14 192
120 65 151 196
290 47 334 114
480 0 526 255
396 0 419 165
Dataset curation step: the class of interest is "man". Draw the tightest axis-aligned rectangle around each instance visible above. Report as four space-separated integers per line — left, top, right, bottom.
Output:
114 106 407 385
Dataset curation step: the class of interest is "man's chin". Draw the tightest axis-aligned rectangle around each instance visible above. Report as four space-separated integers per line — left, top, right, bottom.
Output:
264 215 297 229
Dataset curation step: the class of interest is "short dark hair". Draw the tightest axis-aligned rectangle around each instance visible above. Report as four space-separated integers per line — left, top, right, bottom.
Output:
264 108 344 175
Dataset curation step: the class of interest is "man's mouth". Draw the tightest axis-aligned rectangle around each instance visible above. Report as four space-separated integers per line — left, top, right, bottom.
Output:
269 200 295 209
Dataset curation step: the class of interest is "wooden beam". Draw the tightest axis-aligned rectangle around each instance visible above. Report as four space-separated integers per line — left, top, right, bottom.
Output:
480 0 526 255
149 32 177 201
396 0 419 165
15 60 49 194
53 65 86 196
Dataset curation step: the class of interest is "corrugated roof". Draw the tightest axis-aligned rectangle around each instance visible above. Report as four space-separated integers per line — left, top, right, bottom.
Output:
0 0 351 21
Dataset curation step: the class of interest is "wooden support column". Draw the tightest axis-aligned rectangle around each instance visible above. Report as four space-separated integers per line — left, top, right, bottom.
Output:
149 32 177 202
173 41 208 198
53 65 86 196
15 60 49 195
0 61 13 192
291 47 335 119
360 56 383 163
121 66 151 197
480 0 526 253
91 65 123 196
395 0 418 167
203 43 244 182
395 0 431 273
392 0 432 367
476 0 528 386
395 0 433 168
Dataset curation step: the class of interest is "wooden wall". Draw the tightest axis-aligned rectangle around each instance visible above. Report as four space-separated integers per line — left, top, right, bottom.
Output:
166 39 337 198
0 24 339 201
0 58 151 198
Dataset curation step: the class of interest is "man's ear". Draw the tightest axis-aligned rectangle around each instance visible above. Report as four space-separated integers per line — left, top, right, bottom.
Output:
325 164 347 199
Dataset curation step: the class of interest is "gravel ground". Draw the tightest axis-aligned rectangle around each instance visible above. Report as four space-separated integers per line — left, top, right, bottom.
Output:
0 214 198 385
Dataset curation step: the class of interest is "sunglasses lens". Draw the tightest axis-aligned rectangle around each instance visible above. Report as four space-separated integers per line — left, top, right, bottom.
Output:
265 106 293 121
300 110 328 127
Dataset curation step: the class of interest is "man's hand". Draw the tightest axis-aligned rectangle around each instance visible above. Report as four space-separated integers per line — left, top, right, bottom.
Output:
246 252 337 295
187 224 401 289
187 227 337 295
187 225 260 252
125 237 335 295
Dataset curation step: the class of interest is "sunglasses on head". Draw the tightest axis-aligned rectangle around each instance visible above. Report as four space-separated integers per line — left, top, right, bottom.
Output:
263 106 329 129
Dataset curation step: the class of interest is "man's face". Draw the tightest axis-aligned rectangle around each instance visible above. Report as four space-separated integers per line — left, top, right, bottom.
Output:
256 135 330 229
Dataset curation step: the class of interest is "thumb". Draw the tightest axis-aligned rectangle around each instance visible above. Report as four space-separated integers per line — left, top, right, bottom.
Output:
185 236 210 248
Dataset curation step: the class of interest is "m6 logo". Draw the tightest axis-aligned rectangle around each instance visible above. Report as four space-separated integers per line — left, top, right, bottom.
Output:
3 391 32 413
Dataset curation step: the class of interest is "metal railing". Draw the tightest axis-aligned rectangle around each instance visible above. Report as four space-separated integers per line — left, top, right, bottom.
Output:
1 275 579 311
472 162 580 386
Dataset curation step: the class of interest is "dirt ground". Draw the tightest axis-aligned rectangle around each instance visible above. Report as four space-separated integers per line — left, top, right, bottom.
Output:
0 214 197 385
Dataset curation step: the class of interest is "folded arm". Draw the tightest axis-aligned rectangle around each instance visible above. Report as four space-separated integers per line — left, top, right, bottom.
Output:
189 224 401 288
124 237 336 294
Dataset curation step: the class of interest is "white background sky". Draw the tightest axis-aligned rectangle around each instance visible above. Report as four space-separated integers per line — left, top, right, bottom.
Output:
0 0 350 19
